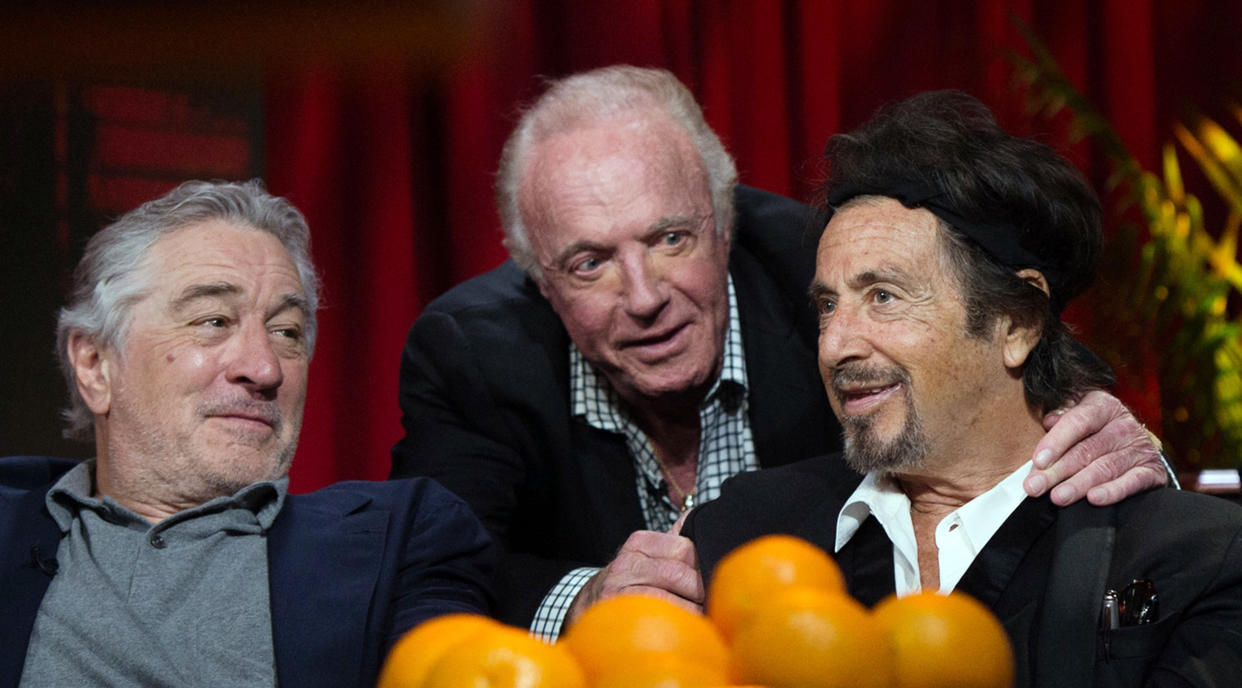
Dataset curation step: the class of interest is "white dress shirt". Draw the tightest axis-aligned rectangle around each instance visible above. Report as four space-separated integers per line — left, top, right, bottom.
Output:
834 460 1034 595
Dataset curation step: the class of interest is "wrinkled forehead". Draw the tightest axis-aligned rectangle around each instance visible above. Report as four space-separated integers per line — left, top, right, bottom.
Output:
520 115 711 226
818 198 943 269
142 220 305 300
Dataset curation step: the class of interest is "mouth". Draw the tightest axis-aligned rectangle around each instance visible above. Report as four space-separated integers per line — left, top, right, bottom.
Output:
203 405 280 435
209 414 274 431
835 382 902 416
619 323 689 360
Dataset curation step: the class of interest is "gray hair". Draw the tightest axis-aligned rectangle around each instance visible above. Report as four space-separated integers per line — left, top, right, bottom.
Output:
496 65 738 279
56 179 320 441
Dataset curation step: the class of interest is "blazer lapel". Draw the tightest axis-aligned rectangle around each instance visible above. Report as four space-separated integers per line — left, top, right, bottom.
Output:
956 496 1058 610
834 516 898 606
569 421 646 557
783 469 895 607
0 487 63 688
267 491 388 688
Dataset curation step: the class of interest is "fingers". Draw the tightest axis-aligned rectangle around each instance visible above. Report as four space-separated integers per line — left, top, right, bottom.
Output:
586 530 704 610
1033 390 1121 471
1083 465 1169 506
668 509 691 536
1024 390 1165 505
1044 453 1163 506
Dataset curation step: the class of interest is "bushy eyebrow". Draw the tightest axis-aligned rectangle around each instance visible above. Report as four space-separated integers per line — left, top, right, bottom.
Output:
808 265 913 302
807 281 835 303
169 282 241 313
270 292 309 319
648 213 709 236
169 283 307 320
548 213 709 271
848 266 912 290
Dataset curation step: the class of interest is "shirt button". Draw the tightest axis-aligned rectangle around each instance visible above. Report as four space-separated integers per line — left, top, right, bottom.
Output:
149 533 166 549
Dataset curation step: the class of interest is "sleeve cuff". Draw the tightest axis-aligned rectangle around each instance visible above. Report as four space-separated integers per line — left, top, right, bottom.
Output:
529 566 600 642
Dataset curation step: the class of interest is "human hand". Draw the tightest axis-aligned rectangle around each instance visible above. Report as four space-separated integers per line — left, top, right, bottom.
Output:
565 511 704 624
1023 389 1167 506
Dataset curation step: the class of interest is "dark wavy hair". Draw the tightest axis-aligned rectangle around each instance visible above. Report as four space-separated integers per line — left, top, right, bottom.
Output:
820 90 1114 412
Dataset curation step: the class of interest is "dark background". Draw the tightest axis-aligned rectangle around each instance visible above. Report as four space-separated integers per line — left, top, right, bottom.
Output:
3 1 1240 491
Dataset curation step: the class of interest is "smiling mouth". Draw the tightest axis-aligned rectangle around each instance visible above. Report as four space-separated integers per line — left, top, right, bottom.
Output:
210 414 275 430
202 403 281 433
835 382 902 415
621 323 689 357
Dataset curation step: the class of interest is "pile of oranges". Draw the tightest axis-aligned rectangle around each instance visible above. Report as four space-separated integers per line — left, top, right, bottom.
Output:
377 534 1015 688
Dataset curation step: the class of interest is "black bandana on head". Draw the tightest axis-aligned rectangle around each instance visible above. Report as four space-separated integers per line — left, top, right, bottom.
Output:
826 176 1068 314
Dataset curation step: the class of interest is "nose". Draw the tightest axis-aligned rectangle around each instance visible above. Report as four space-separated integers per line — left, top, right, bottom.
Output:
227 320 284 396
618 250 670 320
818 302 872 370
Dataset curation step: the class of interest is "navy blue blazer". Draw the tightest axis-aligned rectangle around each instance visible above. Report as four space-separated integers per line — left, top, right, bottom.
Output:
0 456 495 688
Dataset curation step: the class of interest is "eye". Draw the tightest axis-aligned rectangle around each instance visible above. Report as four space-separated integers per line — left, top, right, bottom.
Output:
873 289 894 305
816 298 836 316
272 326 303 341
571 256 603 276
660 231 686 247
197 316 228 328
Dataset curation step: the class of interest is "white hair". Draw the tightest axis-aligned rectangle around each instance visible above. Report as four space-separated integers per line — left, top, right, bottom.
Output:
56 179 320 441
495 65 738 279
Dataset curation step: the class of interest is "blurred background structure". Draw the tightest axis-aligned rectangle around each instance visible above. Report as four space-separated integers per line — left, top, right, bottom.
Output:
3 0 1240 491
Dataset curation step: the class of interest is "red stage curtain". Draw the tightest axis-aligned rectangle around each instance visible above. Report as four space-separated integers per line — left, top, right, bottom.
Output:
265 0 1242 492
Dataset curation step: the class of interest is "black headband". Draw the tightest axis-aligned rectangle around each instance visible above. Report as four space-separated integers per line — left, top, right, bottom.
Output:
826 177 1068 314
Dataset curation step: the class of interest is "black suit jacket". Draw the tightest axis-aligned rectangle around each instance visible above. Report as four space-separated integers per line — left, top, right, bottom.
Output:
684 454 1242 688
0 456 495 688
391 186 844 625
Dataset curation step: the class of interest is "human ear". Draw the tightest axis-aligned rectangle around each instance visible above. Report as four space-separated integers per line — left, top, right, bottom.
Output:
68 331 113 415
1017 268 1050 299
1002 269 1050 369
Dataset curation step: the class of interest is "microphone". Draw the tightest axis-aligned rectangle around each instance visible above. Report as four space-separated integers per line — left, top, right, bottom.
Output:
29 546 58 577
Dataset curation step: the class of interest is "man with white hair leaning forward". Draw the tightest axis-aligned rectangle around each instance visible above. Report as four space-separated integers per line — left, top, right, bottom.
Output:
390 65 1171 639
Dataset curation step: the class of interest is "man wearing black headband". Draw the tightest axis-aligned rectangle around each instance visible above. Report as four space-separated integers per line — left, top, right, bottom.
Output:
685 91 1242 687
392 67 1167 637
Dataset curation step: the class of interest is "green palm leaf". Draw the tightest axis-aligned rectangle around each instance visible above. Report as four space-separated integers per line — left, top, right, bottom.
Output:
1013 20 1242 471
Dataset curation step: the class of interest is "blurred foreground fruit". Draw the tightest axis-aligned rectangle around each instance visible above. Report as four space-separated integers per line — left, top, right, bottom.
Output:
872 591 1014 688
424 624 586 688
707 534 845 640
377 613 501 688
562 594 730 685
730 586 891 688
591 652 729 688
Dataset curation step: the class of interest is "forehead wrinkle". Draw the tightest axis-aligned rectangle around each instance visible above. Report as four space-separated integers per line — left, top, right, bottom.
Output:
168 282 242 313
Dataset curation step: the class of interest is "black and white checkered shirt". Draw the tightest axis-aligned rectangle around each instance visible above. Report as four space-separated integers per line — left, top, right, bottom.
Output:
530 277 757 640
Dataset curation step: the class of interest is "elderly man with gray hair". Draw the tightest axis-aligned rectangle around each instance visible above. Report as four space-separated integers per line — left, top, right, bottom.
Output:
390 64 1171 639
0 180 494 688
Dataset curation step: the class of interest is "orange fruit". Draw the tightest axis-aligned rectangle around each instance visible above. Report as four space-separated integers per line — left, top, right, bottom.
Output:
561 594 729 683
377 613 501 688
730 586 891 688
424 624 586 688
707 535 845 640
592 653 728 688
872 591 1014 688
